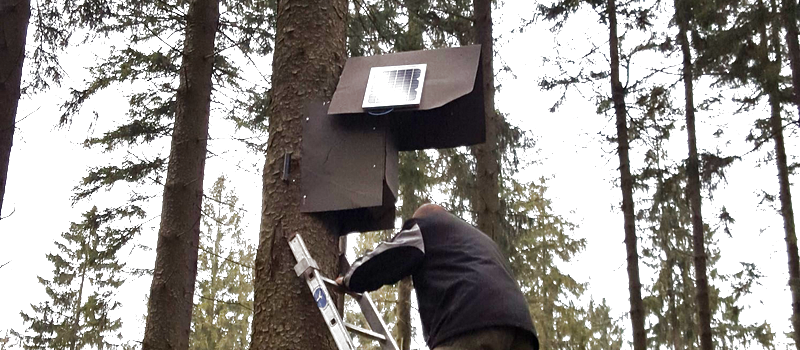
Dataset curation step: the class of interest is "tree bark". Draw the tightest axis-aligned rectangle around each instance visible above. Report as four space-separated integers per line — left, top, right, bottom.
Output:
782 0 800 120
674 0 713 349
248 0 347 349
607 1 646 349
396 277 412 350
141 0 219 348
394 1 426 347
768 4 800 348
770 70 800 350
471 0 503 245
0 0 29 217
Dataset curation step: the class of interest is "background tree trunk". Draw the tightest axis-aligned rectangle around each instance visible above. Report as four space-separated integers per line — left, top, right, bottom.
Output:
248 0 347 349
767 5 800 347
607 0 646 348
675 0 713 348
770 67 800 350
396 276 412 350
394 1 426 347
0 0 30 217
782 0 800 119
471 0 503 244
141 0 219 348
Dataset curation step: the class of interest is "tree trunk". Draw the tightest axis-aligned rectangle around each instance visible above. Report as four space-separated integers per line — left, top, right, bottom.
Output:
607 0 646 349
71 255 88 350
471 0 503 245
782 0 800 119
770 76 800 350
668 260 683 350
141 0 219 348
768 4 800 348
248 0 347 349
394 1 426 347
0 0 29 217
396 277 412 350
675 1 713 349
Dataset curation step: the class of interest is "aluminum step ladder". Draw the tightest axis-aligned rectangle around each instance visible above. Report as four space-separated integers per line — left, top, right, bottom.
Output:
288 233 400 350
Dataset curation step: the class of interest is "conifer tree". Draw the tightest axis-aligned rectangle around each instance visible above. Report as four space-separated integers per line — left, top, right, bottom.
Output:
140 0 220 347
607 1 647 346
638 116 773 349
695 0 800 344
16 206 140 350
471 0 504 245
0 0 30 216
761 0 800 345
537 0 651 346
0 0 94 206
248 0 347 349
673 0 714 346
780 0 800 119
191 176 254 350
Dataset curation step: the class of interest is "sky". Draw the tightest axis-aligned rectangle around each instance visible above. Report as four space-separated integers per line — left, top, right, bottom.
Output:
1 0 798 349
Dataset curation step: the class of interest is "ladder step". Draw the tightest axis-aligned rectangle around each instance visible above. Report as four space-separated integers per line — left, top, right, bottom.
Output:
321 276 363 297
345 323 387 342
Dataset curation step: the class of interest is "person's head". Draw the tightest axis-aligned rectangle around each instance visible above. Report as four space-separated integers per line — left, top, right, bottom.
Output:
412 203 447 219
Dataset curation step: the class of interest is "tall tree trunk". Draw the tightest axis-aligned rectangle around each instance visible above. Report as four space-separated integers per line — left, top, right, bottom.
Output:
668 260 683 350
675 0 713 349
782 0 800 119
0 0 29 217
770 72 800 350
396 276 413 350
607 0 646 349
471 0 503 245
141 0 219 348
396 151 426 350
248 0 347 349
768 3 800 348
71 256 88 350
394 1 426 347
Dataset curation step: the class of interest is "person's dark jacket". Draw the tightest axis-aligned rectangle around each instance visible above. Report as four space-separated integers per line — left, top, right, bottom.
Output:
343 209 539 349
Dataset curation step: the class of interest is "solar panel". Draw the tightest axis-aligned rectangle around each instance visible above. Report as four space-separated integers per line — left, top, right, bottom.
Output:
362 64 427 109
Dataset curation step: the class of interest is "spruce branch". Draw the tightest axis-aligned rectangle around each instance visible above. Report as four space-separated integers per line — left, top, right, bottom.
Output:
196 294 253 311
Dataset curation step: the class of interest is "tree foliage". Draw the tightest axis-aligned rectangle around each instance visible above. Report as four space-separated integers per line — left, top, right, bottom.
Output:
15 206 142 350
190 176 254 350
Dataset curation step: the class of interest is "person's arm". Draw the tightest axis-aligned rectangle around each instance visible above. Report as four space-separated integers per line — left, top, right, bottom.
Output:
342 223 425 293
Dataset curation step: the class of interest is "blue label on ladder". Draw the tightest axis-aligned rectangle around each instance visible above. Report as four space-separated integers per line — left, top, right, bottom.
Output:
314 288 327 308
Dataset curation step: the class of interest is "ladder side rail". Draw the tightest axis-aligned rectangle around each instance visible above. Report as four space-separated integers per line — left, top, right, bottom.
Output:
288 234 357 350
344 323 388 342
356 292 400 350
307 270 357 350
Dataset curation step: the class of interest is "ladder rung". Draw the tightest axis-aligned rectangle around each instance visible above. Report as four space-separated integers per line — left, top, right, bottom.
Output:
321 276 362 297
345 323 387 342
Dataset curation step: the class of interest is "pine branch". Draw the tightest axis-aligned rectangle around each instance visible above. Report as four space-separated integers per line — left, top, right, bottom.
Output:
216 29 270 84
0 208 15 221
196 294 253 311
198 245 254 270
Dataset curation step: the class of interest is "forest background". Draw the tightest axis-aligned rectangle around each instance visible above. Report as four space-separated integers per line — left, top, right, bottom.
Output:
0 0 796 349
